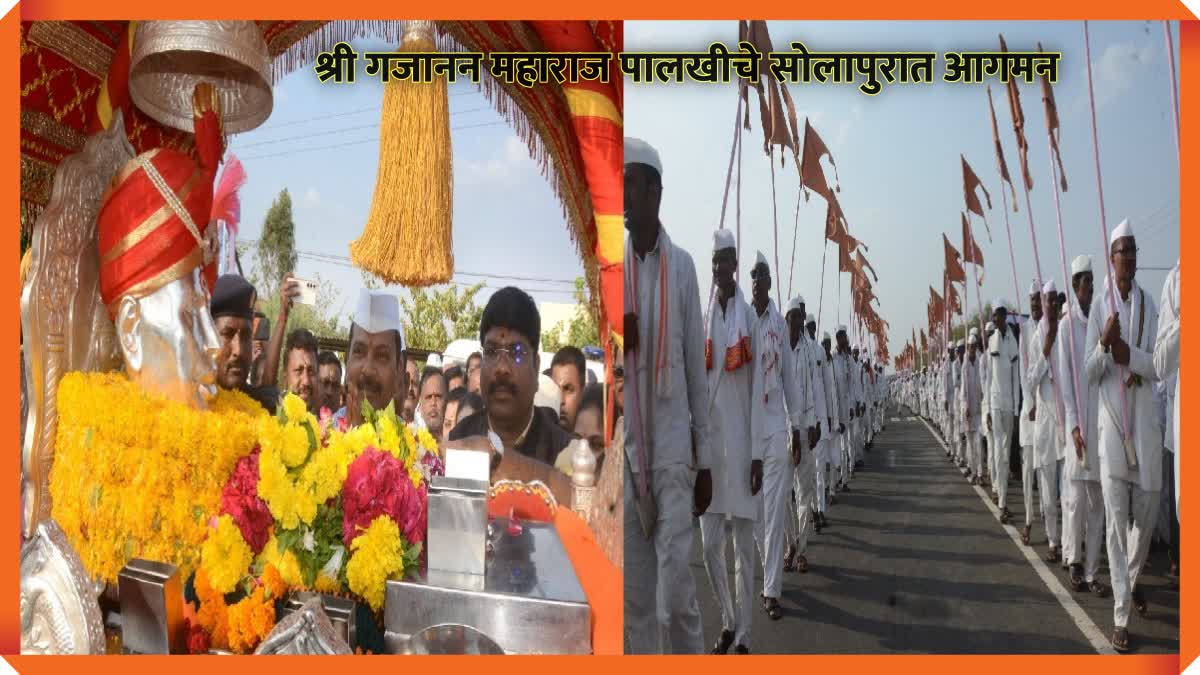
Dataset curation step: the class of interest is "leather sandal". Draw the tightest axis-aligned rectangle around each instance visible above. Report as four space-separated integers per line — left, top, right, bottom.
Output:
1132 587 1148 617
1090 580 1110 598
764 596 783 621
1020 525 1031 545
1111 626 1129 653
796 554 808 573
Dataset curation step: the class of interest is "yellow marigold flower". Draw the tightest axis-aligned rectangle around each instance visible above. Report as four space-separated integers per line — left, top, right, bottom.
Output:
312 574 343 595
378 416 402 459
226 587 275 654
282 393 308 425
261 564 287 600
279 422 312 469
345 516 403 612
200 515 253 595
417 428 439 456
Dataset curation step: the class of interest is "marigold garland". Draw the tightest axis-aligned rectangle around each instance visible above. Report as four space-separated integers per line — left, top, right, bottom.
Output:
50 372 264 584
200 515 254 595
226 586 276 654
345 516 404 612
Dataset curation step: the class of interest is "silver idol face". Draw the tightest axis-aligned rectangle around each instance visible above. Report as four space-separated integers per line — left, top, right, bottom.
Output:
116 268 220 408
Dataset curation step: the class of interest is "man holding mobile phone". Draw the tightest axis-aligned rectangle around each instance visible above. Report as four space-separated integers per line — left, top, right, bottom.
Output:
260 273 303 389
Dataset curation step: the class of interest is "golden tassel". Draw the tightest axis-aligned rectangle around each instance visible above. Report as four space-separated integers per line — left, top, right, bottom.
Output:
351 20 453 287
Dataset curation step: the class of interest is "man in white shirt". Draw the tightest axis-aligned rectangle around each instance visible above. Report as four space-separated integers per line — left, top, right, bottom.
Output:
1031 281 1065 563
832 329 855 493
781 301 821 573
1085 220 1163 653
623 138 714 655
701 229 759 655
749 256 806 622
1059 255 1110 597
987 302 1020 524
819 331 841 519
1153 259 1180 578
850 345 866 470
960 330 985 484
1019 282 1042 546
803 315 832 533
943 345 958 463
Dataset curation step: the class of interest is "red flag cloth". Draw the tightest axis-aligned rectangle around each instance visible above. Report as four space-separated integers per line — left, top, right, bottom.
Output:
855 250 878 282
921 329 928 352
1000 34 1034 192
801 118 839 202
1038 42 1068 193
961 212 985 266
987 85 1019 212
962 154 992 218
944 234 966 283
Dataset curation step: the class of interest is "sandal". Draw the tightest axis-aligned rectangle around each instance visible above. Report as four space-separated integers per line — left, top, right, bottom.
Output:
1090 580 1110 598
1111 626 1130 653
783 545 796 572
999 508 1011 524
1046 546 1060 563
712 629 734 655
1069 564 1085 592
796 554 809 574
1020 525 1031 546
764 596 783 621
1132 588 1148 617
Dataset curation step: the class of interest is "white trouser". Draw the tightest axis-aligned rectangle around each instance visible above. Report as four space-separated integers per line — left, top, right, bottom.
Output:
1060 466 1074 557
754 445 791 600
1103 477 1159 628
1038 461 1061 548
814 438 829 513
991 413 1013 509
700 513 756 648
1022 445 1036 527
1066 479 1105 582
792 449 816 555
967 428 983 478
624 464 704 654
838 430 851 484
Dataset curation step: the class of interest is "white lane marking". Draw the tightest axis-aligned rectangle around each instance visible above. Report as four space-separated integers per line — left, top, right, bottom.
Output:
917 416 1117 655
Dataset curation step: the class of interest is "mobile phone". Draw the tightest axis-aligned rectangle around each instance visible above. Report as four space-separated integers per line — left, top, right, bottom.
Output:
292 277 317 306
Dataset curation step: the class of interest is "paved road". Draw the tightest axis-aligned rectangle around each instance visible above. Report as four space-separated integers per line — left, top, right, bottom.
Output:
688 411 1179 654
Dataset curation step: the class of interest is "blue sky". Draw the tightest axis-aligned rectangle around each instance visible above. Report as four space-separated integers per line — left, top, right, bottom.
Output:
624 20 1180 366
228 35 586 328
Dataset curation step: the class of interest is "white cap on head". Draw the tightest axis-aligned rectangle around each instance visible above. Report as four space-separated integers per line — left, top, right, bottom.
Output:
755 250 769 270
1109 218 1134 246
1042 279 1057 295
822 331 831 341
426 352 443 369
787 296 805 315
353 289 407 351
713 228 736 253
806 313 816 324
985 321 995 331
534 373 561 413
837 325 847 334
993 298 1008 312
1029 280 1040 295
624 136 662 177
852 344 860 351
1071 254 1092 276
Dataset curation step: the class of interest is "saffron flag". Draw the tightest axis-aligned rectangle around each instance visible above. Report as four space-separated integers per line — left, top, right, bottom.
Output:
987 85 1019 212
1038 42 1068 193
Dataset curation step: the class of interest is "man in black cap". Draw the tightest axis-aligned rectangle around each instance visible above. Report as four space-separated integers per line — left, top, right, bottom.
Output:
210 274 281 413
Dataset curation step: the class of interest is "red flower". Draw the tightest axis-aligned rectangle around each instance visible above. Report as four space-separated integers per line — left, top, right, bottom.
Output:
342 449 426 547
220 449 273 555
187 619 212 654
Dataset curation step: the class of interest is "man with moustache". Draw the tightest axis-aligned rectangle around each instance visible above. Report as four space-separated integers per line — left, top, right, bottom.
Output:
418 366 449 438
701 229 758 654
1085 221 1163 652
334 289 408 428
282 328 321 413
621 138 714 655
210 274 280 413
317 351 344 413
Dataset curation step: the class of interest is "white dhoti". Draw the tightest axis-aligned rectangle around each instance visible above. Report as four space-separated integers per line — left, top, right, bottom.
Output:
792 447 816 555
814 438 829 513
967 429 983 478
1066 478 1105 582
838 430 851 485
1022 444 1036 527
1103 477 1160 628
992 414 1014 509
1060 465 1075 560
624 464 704 654
754 438 791 600
700 513 756 648
1038 459 1061 548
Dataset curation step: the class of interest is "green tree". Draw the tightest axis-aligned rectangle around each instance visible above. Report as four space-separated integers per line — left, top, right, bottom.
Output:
254 189 297 297
399 282 486 352
542 277 599 352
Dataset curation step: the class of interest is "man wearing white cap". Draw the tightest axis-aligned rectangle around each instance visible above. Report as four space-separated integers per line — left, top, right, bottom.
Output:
818 330 841 519
1060 255 1110 597
980 324 994 488
748 256 807 620
804 314 832 531
1153 258 1180 576
335 289 408 429
959 330 984 483
832 328 855 492
986 299 1020 524
1031 281 1065 560
1084 220 1162 652
623 137 713 654
779 298 819 576
942 343 958 461
849 344 866 469
701 228 758 654
1019 281 1044 545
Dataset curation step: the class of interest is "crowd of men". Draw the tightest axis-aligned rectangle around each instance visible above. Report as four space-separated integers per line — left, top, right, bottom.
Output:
206 273 610 502
623 138 888 655
891 220 1180 652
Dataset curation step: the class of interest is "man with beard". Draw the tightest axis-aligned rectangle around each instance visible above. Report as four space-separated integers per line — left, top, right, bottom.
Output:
701 229 758 654
1060 255 1110 598
418 366 448 437
210 274 280 412
335 289 408 428
282 328 321 413
1085 220 1163 652
317 351 344 413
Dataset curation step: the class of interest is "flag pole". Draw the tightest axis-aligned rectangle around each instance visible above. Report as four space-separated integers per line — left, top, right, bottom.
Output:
818 239 828 330
788 186 801 300
769 145 783 308
988 86 1024 317
1083 20 1136 467
1164 21 1181 159
1046 129 1086 456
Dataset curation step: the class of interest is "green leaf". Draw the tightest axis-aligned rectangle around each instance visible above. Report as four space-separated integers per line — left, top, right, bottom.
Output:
82 427 93 449
303 421 318 456
89 486 103 508
192 505 206 523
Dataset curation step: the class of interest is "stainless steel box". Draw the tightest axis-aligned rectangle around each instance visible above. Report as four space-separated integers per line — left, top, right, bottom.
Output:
279 591 357 650
426 475 489 579
384 518 591 655
117 559 184 654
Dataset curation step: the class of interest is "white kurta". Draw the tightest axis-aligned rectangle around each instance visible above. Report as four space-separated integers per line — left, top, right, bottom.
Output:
1029 321 1064 470
706 288 759 520
1060 302 1100 483
1153 263 1180 516
1019 318 1038 448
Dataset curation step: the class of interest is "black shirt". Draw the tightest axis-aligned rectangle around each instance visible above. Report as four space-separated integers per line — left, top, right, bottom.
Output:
448 405 572 467
239 383 281 414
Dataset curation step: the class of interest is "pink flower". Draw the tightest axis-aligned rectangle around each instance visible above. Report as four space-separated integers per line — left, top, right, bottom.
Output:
220 449 273 555
336 414 349 434
341 449 426 547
